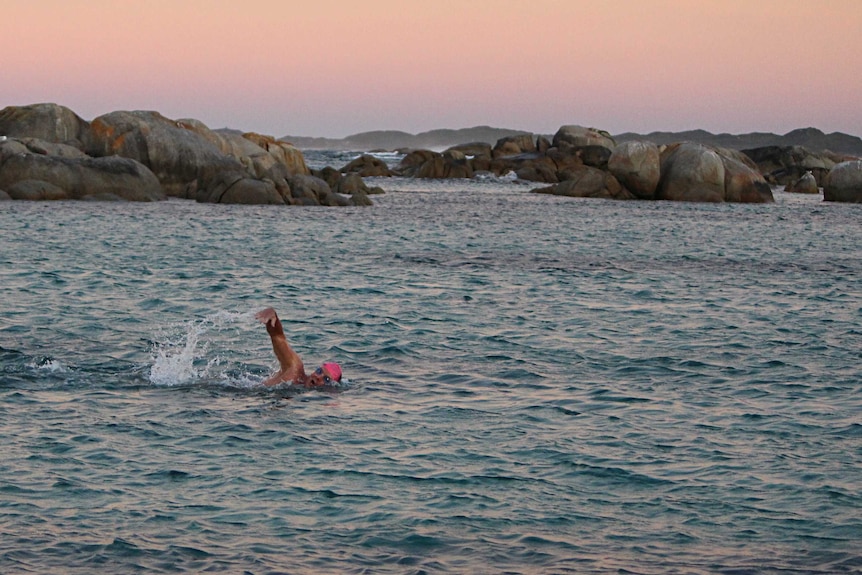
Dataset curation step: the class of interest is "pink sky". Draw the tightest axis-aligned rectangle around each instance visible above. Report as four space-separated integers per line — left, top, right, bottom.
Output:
3 0 861 138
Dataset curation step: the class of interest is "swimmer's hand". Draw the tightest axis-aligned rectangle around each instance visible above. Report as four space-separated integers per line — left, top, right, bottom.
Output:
255 307 278 326
256 307 284 337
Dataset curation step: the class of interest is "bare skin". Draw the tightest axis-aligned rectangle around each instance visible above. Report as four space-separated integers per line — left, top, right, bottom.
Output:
255 307 336 387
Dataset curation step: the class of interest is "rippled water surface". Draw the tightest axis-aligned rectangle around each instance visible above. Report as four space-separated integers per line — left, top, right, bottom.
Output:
1 175 861 574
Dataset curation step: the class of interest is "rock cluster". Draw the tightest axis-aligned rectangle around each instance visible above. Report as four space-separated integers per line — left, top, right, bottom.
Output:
741 145 849 187
0 103 370 205
4 103 858 205
387 126 774 203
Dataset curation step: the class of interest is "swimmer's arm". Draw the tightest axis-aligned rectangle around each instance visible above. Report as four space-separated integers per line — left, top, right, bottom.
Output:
256 307 305 386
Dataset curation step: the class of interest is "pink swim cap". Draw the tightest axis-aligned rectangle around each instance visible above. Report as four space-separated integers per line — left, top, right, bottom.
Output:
322 362 342 382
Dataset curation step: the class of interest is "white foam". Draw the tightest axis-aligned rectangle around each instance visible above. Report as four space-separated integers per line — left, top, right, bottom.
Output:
148 310 258 386
473 170 519 183
29 358 67 373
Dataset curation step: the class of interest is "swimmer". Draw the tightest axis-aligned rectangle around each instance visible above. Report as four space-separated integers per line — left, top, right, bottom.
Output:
256 307 342 387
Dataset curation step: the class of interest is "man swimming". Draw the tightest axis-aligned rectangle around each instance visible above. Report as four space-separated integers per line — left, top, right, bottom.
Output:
256 307 342 387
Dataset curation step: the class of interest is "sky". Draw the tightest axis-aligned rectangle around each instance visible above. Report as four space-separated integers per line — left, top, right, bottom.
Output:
2 0 861 138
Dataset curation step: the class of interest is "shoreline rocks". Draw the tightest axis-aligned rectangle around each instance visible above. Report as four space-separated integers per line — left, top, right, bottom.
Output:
0 103 370 206
532 166 633 200
0 137 164 201
3 102 860 205
384 127 776 203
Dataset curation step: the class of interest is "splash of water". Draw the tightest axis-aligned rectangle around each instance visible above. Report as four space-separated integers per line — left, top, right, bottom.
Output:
28 357 68 373
148 310 258 386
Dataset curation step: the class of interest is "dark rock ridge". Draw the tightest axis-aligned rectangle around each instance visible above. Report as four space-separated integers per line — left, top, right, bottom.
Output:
283 126 533 151
287 125 862 157
0 103 371 205
740 145 849 187
616 127 862 157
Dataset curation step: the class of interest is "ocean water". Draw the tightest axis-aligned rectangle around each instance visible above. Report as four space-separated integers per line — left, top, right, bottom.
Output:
1 163 861 574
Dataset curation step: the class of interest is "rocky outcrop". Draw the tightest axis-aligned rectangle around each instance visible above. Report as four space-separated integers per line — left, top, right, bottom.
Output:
513 154 560 183
332 173 384 196
657 143 773 203
553 125 616 152
341 154 393 177
195 171 286 205
0 103 92 149
721 153 774 203
0 137 164 201
87 110 244 197
386 128 773 203
532 166 632 200
493 134 536 158
741 145 837 186
237 132 310 178
288 174 350 206
657 143 725 202
607 141 661 200
12 137 88 159
445 142 493 158
395 149 474 178
0 103 361 206
824 160 862 203
785 171 819 194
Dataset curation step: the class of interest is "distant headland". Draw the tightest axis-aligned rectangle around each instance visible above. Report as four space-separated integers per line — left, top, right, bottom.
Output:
284 126 862 157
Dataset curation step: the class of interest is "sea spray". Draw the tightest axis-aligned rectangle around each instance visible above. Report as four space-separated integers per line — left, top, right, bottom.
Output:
149 310 258 386
28 357 68 373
